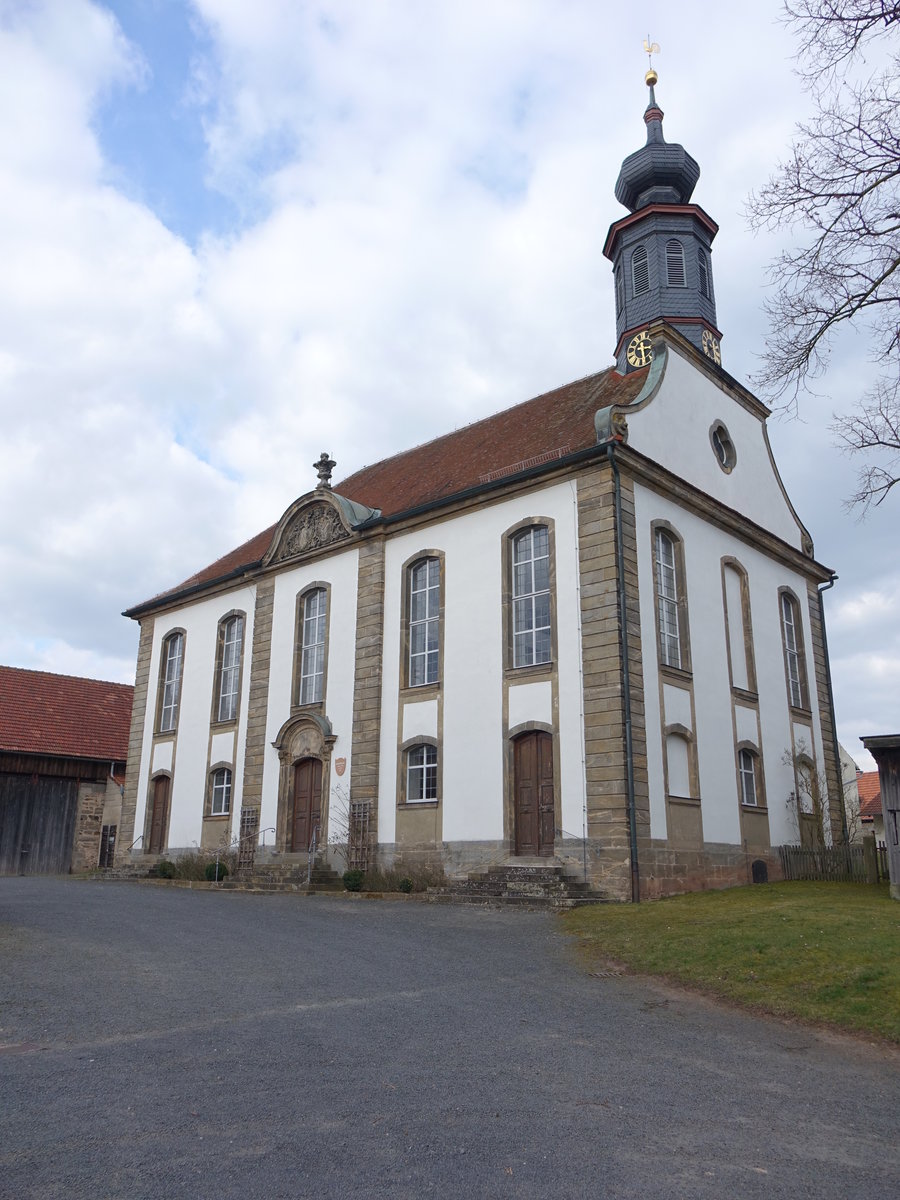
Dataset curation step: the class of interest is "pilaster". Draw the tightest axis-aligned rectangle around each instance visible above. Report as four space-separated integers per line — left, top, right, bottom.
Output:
350 538 386 840
577 466 648 899
115 619 153 864
240 578 276 812
807 584 845 844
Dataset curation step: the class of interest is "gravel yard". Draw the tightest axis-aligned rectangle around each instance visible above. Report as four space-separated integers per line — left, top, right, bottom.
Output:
1 877 898 1200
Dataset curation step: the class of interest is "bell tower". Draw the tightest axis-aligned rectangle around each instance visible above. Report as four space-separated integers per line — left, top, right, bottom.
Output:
604 67 723 373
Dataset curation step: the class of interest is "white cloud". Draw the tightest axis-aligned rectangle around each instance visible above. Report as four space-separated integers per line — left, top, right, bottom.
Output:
0 0 896 771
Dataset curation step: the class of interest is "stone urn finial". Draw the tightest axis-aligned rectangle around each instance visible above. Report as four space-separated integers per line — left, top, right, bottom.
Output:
314 451 336 489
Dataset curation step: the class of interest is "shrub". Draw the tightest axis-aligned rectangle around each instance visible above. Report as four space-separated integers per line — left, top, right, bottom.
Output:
205 860 229 882
157 859 176 879
363 865 446 893
343 868 365 892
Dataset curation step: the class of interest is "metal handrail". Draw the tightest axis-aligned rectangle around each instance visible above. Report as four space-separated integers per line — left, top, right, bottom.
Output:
555 826 589 883
230 825 275 851
126 834 143 852
307 822 320 886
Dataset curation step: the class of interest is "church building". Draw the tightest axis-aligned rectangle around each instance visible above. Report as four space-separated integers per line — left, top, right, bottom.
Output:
118 72 846 900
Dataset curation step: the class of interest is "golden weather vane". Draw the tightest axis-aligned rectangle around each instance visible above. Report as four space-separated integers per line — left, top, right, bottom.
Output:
643 36 660 86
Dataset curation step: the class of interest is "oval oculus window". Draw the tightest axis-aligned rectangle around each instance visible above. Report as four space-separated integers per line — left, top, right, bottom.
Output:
710 421 736 472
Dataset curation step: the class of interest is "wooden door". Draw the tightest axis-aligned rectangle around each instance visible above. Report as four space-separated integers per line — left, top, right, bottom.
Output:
291 758 323 852
0 773 78 875
514 732 554 857
148 777 169 855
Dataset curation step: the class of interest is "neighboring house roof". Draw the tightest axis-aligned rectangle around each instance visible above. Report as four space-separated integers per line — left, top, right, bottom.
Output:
857 771 882 820
0 666 133 762
132 365 646 613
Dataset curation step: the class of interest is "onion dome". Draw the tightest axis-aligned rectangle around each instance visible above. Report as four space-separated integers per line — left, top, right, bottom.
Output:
614 70 700 212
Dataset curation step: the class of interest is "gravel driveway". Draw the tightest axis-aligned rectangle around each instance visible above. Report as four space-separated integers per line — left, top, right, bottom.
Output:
1 877 898 1199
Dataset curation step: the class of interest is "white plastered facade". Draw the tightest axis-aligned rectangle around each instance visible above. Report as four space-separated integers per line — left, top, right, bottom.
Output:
124 337 840 895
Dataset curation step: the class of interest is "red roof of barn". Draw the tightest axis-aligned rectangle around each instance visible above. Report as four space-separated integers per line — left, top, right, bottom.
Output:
130 365 644 613
858 771 882 819
0 666 133 762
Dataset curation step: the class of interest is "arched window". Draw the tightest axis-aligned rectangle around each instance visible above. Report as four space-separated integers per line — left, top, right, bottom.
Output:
210 766 232 816
631 245 649 296
615 264 625 315
512 526 551 667
665 239 686 287
698 250 711 299
406 744 438 802
299 588 327 705
215 614 244 722
158 631 184 733
722 561 755 692
654 528 689 670
738 748 759 807
408 557 441 686
780 591 809 710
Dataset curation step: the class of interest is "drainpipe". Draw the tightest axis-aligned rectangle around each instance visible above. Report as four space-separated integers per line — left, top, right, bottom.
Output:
606 442 640 902
817 576 850 848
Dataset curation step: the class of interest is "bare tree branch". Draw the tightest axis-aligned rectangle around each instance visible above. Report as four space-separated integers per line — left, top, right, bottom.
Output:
831 379 900 508
748 4 900 504
785 2 900 78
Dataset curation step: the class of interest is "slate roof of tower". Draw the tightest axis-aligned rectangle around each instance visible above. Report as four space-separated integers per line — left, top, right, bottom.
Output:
130 365 645 613
0 666 133 762
614 84 700 212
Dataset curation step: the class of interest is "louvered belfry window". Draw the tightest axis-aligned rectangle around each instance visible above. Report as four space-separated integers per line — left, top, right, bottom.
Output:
666 239 686 287
699 250 711 299
631 245 649 296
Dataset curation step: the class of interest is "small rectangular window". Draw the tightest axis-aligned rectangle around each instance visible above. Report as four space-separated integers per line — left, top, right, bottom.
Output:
739 749 757 806
210 767 232 815
407 744 437 801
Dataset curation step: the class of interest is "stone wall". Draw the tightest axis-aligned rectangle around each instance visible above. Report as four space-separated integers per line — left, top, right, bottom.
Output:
72 785 105 872
639 840 784 900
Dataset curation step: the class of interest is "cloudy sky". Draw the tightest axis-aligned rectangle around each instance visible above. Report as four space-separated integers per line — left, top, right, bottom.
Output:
0 0 896 770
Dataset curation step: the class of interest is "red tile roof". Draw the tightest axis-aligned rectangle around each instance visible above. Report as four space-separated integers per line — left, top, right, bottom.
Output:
335 367 643 515
857 771 882 819
0 666 133 762
132 366 643 612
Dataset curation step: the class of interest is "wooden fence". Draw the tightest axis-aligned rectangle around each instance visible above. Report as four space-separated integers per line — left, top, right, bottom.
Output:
779 841 886 884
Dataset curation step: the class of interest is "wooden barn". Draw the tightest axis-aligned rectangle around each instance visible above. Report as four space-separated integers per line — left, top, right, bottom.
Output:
0 666 133 875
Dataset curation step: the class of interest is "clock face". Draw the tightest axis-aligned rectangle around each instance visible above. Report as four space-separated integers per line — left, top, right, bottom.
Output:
701 329 721 364
626 330 652 369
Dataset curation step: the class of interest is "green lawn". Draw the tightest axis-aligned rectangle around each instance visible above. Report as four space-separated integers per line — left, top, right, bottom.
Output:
562 882 900 1042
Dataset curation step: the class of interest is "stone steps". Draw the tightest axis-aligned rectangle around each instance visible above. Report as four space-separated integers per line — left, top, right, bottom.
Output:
427 862 606 910
221 860 344 893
